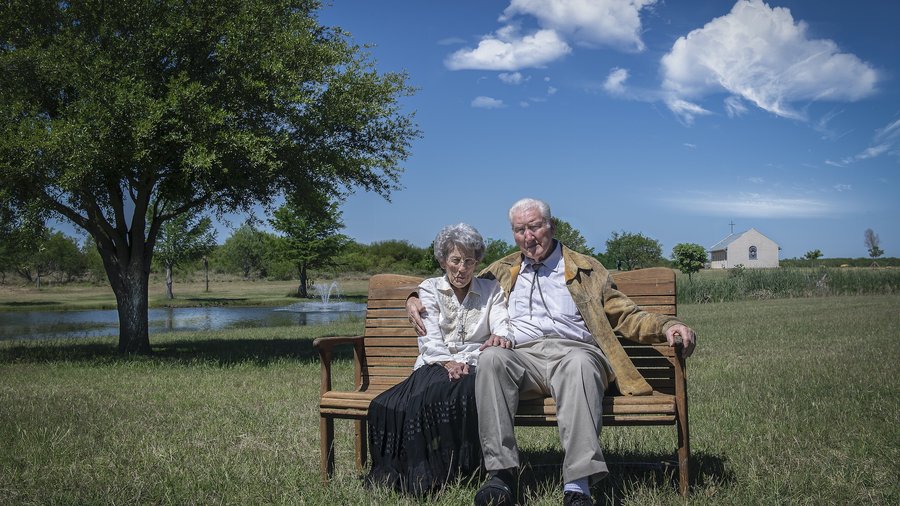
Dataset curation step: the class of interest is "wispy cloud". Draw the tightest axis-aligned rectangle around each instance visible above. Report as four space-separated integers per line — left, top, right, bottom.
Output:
833 184 852 192
724 96 748 118
471 96 505 109
437 37 467 46
664 191 833 218
659 0 878 123
825 117 900 166
683 143 697 149
445 0 656 71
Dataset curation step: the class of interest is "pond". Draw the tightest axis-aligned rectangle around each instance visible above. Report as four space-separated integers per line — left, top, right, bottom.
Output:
0 304 367 341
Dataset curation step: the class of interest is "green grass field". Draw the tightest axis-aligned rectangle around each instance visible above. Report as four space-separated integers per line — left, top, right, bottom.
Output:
1 295 898 504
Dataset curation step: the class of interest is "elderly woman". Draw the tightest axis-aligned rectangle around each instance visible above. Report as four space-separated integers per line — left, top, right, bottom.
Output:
365 223 510 496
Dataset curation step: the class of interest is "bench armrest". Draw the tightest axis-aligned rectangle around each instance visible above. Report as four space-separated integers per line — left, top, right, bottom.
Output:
313 335 365 395
651 342 683 357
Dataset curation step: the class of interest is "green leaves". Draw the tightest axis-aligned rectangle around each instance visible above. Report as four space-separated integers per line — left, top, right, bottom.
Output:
672 242 708 281
606 231 664 271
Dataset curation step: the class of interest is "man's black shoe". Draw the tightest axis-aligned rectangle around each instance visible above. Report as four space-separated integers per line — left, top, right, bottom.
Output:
473 468 517 506
563 490 595 506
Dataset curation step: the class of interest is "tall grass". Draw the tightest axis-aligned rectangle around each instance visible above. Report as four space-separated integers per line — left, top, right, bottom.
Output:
2 296 898 504
678 267 900 304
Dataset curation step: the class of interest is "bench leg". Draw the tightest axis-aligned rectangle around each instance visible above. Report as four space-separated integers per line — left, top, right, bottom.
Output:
320 416 335 483
673 350 691 496
677 417 690 496
355 420 368 472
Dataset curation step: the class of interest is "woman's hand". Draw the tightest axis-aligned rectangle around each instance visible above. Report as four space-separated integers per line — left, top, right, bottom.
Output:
443 360 469 380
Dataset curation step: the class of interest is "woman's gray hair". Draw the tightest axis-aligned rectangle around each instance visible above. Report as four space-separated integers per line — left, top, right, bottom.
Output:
508 198 552 225
433 223 486 263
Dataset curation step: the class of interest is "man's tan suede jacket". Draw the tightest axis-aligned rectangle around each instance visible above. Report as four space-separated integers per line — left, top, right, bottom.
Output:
479 244 680 396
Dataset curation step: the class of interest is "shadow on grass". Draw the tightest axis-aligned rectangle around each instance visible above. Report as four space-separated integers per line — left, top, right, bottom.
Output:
0 337 356 366
1 301 62 307
519 448 732 504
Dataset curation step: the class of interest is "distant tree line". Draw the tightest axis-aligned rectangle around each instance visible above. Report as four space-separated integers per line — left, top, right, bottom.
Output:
5 216 893 291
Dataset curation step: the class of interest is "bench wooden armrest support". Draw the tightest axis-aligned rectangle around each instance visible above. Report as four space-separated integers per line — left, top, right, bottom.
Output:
313 335 367 476
313 335 365 394
314 270 692 496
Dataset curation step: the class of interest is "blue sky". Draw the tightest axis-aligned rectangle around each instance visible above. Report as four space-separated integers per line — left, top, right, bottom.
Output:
301 0 899 260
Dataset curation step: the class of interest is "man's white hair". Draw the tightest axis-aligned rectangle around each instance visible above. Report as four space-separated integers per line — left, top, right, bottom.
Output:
508 198 551 225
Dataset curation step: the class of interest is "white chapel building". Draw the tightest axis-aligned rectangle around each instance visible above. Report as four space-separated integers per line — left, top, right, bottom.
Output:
709 228 780 269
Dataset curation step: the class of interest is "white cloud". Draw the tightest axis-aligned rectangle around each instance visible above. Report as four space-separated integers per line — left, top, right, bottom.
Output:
748 177 765 184
661 0 878 122
724 96 748 118
603 67 629 96
856 144 891 160
875 118 900 143
683 143 697 149
471 96 505 109
833 184 852 192
666 192 832 218
445 28 571 71
547 86 558 95
665 98 712 125
519 101 531 108
825 117 900 166
499 72 526 84
502 0 658 52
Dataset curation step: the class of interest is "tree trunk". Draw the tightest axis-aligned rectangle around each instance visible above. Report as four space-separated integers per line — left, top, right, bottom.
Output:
165 264 174 299
35 271 41 289
203 257 209 292
105 255 153 355
298 263 308 298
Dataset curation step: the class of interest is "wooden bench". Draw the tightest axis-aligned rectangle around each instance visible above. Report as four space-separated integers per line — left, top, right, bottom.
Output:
314 267 691 495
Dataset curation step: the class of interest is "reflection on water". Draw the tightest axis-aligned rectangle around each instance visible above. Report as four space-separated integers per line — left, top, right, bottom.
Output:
0 305 366 340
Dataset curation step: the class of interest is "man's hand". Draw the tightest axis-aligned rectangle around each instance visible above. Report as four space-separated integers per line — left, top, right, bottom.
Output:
444 360 469 380
665 323 696 358
406 295 426 336
479 334 513 351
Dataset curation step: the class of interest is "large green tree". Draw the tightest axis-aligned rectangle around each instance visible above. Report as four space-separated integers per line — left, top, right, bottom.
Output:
153 213 216 299
0 1 418 353
605 231 664 271
270 195 348 298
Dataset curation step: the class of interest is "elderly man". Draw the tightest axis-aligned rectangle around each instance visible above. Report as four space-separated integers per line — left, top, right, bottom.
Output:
407 198 697 506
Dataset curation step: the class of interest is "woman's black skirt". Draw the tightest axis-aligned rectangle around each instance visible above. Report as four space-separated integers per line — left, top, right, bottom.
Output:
365 363 481 496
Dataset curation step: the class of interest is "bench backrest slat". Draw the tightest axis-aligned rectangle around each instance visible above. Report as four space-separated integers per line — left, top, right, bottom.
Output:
362 268 677 393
